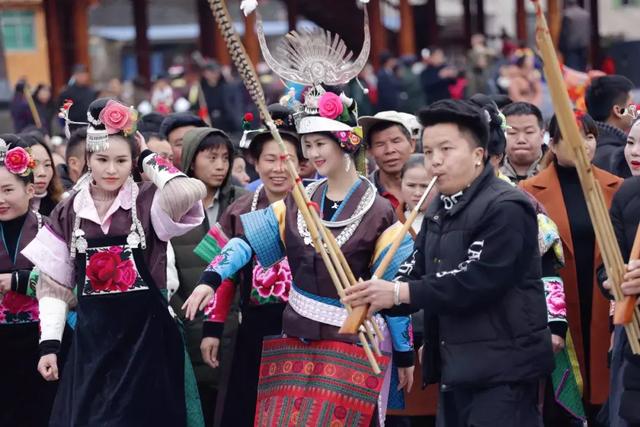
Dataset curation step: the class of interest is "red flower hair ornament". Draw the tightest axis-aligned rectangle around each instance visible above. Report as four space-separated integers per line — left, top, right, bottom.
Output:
0 139 35 177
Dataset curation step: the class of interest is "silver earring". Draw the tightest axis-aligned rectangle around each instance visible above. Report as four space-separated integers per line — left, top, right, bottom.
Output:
344 153 352 172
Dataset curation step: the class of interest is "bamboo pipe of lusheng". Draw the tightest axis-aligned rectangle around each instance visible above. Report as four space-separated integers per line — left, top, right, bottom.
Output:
290 183 382 371
206 0 383 373
341 176 438 335
323 229 384 351
613 224 640 328
531 0 640 353
23 85 42 129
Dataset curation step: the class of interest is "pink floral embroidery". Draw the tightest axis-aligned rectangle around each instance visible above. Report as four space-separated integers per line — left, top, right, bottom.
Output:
204 279 235 322
335 131 350 143
252 258 292 303
108 246 123 255
545 279 567 319
153 155 180 174
1 292 39 324
85 245 142 294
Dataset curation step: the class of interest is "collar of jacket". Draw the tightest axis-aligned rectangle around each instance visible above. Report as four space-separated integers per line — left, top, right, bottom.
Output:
428 163 495 218
595 121 627 144
501 154 542 180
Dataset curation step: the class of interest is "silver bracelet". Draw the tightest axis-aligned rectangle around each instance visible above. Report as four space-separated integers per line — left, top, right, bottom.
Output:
393 281 401 306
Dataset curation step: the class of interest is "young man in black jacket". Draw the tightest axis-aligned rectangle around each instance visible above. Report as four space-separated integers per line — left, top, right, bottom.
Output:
345 99 553 426
586 74 635 178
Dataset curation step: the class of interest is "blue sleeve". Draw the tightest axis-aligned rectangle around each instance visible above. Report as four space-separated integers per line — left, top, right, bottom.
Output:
240 206 286 268
372 233 415 367
199 237 254 289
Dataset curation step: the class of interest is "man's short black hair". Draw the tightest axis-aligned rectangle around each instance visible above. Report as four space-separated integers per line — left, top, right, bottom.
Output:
66 126 87 163
418 99 489 149
143 131 163 142
502 102 544 129
160 113 207 139
138 112 165 135
367 121 412 146
585 75 634 122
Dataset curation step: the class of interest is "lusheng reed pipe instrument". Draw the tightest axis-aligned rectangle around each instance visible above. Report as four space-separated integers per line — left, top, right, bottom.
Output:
23 84 42 129
340 176 438 334
206 0 383 373
531 0 640 353
613 224 640 328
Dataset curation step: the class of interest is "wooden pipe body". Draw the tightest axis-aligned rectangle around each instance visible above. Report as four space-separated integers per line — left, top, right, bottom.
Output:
339 177 438 334
614 223 640 325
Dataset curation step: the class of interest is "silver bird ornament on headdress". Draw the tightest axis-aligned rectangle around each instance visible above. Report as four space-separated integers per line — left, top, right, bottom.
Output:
251 1 370 88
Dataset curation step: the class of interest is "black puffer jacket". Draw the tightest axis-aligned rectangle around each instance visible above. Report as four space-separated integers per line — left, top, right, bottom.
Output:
395 165 553 389
593 122 631 178
608 177 640 424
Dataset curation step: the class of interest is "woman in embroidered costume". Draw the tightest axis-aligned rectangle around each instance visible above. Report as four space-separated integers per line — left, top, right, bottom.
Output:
194 104 303 427
184 87 415 426
22 98 207 427
0 135 62 426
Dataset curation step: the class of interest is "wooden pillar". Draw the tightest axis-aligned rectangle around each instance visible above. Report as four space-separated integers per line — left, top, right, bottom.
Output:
43 0 67 94
133 0 151 88
426 0 438 47
244 13 260 65
369 0 386 69
213 20 231 66
71 0 90 72
462 0 472 47
398 0 416 56
286 0 298 32
590 0 600 67
547 0 561 47
516 0 527 45
196 0 216 59
476 0 485 35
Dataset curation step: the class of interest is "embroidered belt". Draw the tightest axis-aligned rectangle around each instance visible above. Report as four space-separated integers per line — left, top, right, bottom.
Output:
288 284 386 336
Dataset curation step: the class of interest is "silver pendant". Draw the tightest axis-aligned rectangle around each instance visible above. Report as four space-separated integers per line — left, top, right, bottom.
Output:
331 202 339 210
127 232 141 248
76 236 88 253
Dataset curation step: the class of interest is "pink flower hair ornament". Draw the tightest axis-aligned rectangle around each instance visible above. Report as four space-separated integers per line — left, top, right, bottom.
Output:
0 140 35 177
318 92 345 120
98 100 139 136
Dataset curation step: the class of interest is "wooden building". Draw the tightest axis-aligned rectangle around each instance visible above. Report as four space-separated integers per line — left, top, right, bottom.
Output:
0 0 601 93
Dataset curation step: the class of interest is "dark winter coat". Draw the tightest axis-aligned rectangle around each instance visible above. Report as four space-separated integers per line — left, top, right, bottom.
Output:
593 122 631 178
394 164 554 390
608 176 640 424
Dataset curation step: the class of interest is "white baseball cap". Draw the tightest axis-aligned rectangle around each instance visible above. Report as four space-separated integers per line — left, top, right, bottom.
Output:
358 111 417 144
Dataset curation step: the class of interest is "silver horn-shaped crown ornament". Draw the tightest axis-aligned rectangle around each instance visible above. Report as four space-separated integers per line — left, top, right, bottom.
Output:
254 6 370 88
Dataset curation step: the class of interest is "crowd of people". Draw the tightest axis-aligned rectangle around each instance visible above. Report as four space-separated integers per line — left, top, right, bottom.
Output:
2 1 640 427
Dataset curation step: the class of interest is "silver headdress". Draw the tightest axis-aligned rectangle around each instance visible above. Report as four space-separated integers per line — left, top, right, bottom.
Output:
58 100 110 152
0 138 6 163
253 1 370 116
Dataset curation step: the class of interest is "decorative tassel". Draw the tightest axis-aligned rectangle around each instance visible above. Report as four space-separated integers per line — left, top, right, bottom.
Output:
355 147 367 176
